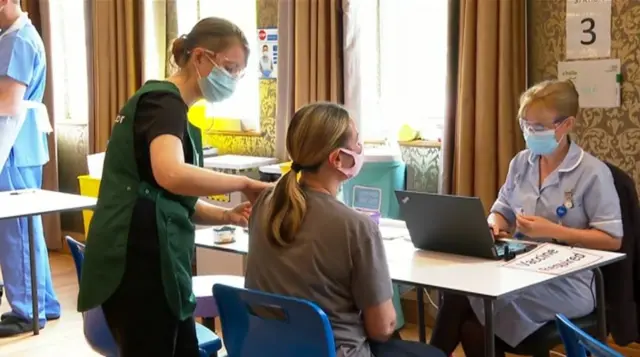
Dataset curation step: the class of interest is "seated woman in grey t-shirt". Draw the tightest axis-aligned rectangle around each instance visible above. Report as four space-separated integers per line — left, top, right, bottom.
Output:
245 102 445 357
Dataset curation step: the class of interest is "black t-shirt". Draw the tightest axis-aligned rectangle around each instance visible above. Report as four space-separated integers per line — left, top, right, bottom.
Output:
121 89 194 287
133 90 194 189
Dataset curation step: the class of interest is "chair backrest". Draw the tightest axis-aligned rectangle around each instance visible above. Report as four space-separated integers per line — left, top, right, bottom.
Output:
556 314 623 357
65 236 85 283
602 162 640 344
65 236 118 357
213 284 336 357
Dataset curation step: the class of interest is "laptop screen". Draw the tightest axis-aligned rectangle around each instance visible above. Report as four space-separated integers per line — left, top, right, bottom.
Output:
352 185 382 212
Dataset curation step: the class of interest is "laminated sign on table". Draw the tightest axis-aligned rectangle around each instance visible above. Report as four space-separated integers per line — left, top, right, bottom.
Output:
502 243 604 276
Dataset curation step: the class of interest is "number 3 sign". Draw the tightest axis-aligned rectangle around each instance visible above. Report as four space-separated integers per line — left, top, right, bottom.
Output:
566 0 612 59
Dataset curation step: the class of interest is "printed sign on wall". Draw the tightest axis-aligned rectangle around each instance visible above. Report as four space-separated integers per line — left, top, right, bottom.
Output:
566 0 612 59
257 28 278 79
558 59 621 108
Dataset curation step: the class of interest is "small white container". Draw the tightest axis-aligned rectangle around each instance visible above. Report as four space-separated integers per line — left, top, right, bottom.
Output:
213 226 236 244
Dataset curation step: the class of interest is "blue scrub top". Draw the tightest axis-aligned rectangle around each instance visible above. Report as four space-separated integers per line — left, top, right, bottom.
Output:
0 18 49 168
492 140 623 241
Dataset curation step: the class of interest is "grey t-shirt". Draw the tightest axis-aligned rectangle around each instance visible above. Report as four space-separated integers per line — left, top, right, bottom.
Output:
245 188 393 357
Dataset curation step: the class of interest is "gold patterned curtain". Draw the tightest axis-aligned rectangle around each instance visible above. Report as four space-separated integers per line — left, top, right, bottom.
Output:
440 0 526 211
21 0 62 249
275 0 344 159
87 0 145 153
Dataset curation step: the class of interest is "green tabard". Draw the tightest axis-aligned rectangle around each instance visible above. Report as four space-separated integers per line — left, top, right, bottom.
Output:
77 81 204 320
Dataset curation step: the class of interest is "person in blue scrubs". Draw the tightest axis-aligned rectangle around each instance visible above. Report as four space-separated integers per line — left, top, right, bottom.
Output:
430 79 623 357
0 0 60 337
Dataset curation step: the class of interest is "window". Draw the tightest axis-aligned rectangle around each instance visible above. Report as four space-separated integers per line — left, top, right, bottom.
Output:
49 0 89 123
353 0 448 142
176 0 261 132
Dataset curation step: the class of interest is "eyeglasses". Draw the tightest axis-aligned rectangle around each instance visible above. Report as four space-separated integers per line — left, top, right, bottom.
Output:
519 116 568 134
219 57 246 79
204 50 245 79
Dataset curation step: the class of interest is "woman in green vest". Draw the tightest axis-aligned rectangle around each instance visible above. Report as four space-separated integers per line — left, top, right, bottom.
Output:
77 17 269 357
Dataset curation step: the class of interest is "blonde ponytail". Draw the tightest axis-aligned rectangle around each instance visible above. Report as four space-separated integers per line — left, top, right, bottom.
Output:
264 171 307 247
261 102 352 248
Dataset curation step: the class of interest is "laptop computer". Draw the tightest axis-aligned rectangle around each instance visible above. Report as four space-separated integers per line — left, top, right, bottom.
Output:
394 191 532 260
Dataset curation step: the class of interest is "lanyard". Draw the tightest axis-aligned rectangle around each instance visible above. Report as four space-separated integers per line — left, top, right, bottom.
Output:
0 13 29 42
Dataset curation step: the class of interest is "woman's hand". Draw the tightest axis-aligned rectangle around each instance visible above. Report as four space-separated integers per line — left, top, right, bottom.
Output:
487 213 510 239
224 202 252 227
242 178 273 204
515 214 559 238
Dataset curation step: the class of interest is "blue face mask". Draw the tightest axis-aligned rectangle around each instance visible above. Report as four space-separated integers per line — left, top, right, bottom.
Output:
198 66 237 103
524 130 561 156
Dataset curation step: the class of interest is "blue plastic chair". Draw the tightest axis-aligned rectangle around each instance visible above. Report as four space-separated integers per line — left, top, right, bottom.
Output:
213 284 336 357
556 314 623 357
65 237 222 357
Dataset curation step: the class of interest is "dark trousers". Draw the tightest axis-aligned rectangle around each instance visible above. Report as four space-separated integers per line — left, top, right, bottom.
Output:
369 332 447 357
101 258 200 357
430 293 513 357
102 199 200 357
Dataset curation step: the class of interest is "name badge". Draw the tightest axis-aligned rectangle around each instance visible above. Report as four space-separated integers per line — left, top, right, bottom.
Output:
563 190 574 209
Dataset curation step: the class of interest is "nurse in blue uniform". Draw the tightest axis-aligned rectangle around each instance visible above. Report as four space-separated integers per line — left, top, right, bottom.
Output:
430 79 623 357
0 0 60 337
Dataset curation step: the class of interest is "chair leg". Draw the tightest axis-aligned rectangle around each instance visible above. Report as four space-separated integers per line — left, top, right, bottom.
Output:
203 317 216 332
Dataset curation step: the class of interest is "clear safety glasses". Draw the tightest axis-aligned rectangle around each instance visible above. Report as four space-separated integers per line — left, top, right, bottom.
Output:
205 51 245 79
519 116 568 134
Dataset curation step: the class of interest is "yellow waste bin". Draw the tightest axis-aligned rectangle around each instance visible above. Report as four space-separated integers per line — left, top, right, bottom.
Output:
77 175 101 236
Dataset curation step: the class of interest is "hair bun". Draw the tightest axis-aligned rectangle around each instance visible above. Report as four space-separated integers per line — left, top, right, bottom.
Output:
171 35 188 67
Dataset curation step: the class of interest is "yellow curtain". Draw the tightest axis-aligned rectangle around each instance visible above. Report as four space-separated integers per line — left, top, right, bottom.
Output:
440 0 526 211
88 0 145 153
275 0 344 159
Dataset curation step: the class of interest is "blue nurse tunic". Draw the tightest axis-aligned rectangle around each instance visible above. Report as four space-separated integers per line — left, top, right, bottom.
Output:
469 141 623 347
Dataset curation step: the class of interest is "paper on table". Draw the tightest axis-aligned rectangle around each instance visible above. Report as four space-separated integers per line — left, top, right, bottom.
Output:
502 243 603 276
558 59 621 108
379 225 410 240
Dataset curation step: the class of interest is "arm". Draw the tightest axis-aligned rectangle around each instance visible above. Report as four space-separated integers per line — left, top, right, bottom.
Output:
551 226 620 251
0 77 26 116
352 220 396 342
136 92 256 197
192 199 230 226
0 36 35 116
552 168 623 251
488 157 519 232
150 135 252 197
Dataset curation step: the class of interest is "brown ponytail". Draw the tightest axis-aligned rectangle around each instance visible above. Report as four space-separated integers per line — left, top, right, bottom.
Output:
263 102 352 247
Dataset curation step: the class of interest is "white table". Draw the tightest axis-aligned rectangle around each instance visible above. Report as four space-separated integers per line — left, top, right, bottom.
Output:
0 189 97 335
194 221 626 357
